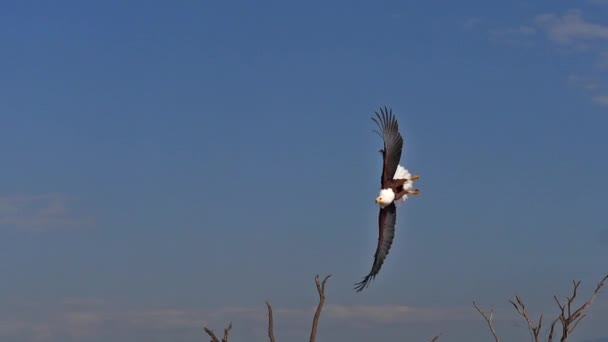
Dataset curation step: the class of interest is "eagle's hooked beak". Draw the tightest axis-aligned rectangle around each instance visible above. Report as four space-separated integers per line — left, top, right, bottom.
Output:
375 197 382 203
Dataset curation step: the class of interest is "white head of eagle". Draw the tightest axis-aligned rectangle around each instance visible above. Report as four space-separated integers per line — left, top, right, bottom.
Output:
375 188 396 208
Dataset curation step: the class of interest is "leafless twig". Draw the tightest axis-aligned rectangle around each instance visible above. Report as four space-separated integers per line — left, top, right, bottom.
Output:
222 322 232 342
551 274 608 342
547 316 560 342
509 295 542 342
429 332 442 341
309 274 331 342
266 301 276 342
473 301 500 342
203 322 232 342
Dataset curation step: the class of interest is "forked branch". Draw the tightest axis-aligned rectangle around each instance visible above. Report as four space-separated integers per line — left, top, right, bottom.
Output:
473 301 500 342
509 295 542 342
550 274 608 342
506 273 608 342
309 274 331 342
203 321 232 342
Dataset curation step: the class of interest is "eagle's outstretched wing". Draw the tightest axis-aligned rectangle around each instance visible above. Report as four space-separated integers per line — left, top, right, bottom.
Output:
371 107 404 188
354 202 397 292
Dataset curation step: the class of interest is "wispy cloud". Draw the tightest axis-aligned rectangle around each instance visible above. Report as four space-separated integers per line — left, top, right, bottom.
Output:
592 95 608 105
488 25 537 46
0 320 53 341
0 298 208 341
323 304 475 323
598 229 608 244
487 8 608 107
0 299 476 341
588 0 608 6
487 9 608 48
568 74 603 91
597 51 608 69
490 25 537 36
534 9 608 45
464 17 483 30
567 72 608 107
0 193 93 231
210 303 477 325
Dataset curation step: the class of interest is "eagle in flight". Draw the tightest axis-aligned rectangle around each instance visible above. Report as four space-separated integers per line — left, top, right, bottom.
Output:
354 106 421 292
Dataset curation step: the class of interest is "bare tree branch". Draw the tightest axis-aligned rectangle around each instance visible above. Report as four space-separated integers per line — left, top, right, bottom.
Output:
473 301 500 342
203 327 221 342
309 274 331 342
203 322 232 342
552 274 608 342
266 301 276 342
222 322 232 342
509 295 542 342
547 317 559 342
429 332 442 341
201 273 606 342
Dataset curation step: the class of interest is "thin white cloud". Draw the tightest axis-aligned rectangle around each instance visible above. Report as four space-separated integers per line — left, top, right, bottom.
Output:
568 74 603 91
0 320 52 341
488 9 608 49
534 9 608 45
0 300 476 340
464 17 483 29
0 306 208 341
599 229 608 245
592 95 608 105
121 309 206 330
0 193 93 231
597 51 608 69
488 25 537 47
488 9 608 107
211 303 477 325
588 0 608 5
62 297 107 308
494 26 537 35
62 311 104 338
323 304 475 323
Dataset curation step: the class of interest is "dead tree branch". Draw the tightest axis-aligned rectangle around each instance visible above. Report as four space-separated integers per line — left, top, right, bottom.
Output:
309 274 331 342
506 274 608 342
222 322 232 342
509 295 542 342
547 317 560 342
203 327 220 342
551 274 608 342
203 322 232 342
266 301 276 342
429 332 443 341
473 301 500 342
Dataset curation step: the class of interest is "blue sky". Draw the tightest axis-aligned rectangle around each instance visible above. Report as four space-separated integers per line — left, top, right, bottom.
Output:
1 0 608 341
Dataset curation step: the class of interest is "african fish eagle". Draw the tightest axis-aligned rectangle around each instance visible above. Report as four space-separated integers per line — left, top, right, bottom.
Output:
354 106 421 293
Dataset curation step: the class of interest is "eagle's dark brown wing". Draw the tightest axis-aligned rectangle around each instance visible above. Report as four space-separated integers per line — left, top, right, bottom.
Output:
354 202 397 292
372 107 404 189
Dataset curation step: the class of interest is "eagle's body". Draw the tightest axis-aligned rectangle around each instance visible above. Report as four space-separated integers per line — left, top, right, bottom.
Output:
377 165 415 208
354 106 420 293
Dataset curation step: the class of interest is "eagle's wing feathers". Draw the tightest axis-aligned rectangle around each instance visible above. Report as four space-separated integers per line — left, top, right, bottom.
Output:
354 202 397 292
371 107 404 187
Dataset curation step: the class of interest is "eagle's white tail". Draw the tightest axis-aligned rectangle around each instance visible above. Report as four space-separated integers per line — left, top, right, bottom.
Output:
393 165 414 204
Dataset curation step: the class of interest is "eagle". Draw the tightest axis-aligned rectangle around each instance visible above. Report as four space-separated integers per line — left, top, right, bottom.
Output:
354 106 420 292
